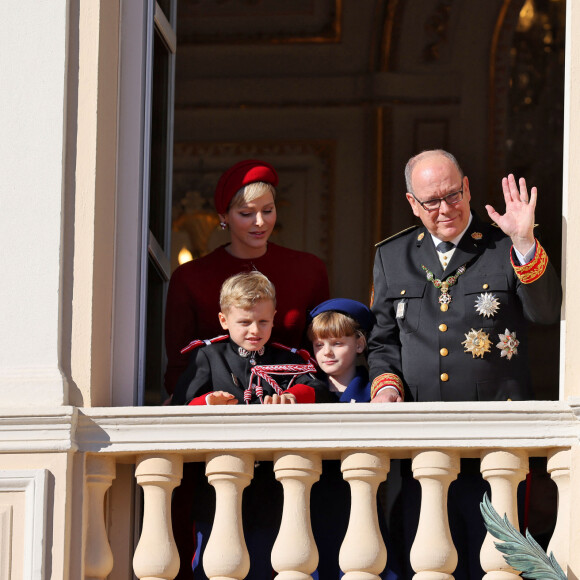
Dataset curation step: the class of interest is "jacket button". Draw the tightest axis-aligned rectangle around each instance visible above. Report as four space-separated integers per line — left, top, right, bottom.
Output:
483 283 489 289
441 373 449 382
400 290 406 295
440 348 448 356
439 324 447 332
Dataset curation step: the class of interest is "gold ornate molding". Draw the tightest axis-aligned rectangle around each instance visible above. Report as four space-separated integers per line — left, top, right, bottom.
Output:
177 0 342 45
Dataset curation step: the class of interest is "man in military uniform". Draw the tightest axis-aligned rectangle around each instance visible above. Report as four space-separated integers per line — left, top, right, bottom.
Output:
368 149 561 403
367 149 561 579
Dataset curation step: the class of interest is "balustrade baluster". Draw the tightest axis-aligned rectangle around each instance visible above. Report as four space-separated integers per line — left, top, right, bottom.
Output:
203 453 254 580
410 450 459 580
133 454 183 580
547 448 571 570
272 451 321 580
339 451 389 580
480 450 528 580
85 455 116 580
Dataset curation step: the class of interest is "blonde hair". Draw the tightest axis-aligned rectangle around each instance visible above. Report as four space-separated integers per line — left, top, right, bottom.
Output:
229 181 276 210
308 311 366 348
219 271 276 313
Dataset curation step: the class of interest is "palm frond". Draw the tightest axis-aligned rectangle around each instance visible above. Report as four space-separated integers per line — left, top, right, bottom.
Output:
479 493 566 580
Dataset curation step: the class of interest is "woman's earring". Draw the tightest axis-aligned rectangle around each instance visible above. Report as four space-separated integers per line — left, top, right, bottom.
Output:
220 221 227 230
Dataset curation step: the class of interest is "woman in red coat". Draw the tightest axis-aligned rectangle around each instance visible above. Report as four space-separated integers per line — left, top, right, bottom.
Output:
165 159 329 395
165 159 330 580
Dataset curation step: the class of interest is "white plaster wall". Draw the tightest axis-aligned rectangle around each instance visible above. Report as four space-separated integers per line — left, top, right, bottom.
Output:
0 453 72 580
556 0 580 557
562 0 580 400
0 2 68 405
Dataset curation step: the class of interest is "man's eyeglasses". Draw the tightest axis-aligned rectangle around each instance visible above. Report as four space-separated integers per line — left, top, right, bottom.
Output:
411 189 464 212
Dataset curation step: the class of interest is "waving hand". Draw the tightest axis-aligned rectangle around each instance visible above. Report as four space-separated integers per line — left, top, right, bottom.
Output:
485 174 536 255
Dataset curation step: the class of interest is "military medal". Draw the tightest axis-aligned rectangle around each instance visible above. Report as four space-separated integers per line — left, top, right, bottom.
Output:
422 264 467 311
496 329 519 360
439 282 452 311
462 329 492 358
475 292 500 318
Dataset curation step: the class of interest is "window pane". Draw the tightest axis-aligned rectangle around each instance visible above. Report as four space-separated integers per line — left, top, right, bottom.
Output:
148 29 171 248
144 258 166 405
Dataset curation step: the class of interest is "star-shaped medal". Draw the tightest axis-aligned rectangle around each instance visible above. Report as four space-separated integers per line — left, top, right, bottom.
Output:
474 292 500 318
462 329 492 358
496 329 519 360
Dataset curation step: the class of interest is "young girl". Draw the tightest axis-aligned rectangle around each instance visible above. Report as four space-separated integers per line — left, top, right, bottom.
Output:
308 298 376 402
308 298 399 579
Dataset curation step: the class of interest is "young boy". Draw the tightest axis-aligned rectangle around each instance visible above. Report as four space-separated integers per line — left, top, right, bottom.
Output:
172 271 332 406
307 298 376 403
172 271 332 580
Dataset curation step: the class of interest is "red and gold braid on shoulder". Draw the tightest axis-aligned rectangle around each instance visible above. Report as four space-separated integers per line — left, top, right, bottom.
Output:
511 239 549 284
371 373 404 400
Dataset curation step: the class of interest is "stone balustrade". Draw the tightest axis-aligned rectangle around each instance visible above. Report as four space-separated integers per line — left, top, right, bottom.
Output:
32 400 580 579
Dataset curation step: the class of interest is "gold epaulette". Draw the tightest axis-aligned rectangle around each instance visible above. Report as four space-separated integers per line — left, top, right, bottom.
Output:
375 225 419 247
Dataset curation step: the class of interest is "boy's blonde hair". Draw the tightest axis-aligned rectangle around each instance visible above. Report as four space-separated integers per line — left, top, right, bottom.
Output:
308 311 366 347
219 271 276 313
229 181 276 210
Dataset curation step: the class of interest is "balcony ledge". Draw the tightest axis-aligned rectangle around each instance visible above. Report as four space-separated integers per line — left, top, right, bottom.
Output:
1 400 579 457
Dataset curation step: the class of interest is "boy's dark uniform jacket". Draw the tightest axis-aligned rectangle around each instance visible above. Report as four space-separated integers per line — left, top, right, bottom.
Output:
172 339 334 405
368 213 561 402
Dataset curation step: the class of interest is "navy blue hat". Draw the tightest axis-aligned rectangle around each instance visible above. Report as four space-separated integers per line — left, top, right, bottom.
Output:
309 298 376 333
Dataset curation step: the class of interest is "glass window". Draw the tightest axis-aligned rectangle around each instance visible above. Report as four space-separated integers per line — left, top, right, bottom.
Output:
142 0 177 405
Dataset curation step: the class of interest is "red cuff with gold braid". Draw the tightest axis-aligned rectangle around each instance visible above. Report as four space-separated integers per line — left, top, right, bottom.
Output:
511 239 549 284
371 373 404 400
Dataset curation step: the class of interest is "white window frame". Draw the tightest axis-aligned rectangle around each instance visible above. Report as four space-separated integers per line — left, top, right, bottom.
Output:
112 0 176 406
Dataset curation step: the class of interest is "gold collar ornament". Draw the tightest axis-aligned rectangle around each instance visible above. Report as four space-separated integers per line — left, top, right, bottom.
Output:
462 329 492 358
475 292 500 318
471 232 483 240
422 264 467 312
496 329 519 360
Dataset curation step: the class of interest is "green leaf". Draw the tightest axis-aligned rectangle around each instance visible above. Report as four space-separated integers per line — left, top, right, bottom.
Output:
479 493 566 580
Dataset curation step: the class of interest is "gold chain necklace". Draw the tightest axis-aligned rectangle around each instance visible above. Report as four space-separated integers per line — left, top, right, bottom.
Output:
421 264 467 311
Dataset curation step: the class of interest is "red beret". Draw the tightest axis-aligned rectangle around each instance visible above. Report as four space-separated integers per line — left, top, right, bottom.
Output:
214 159 279 214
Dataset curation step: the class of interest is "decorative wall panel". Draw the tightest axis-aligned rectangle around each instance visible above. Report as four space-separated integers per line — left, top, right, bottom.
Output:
0 470 47 580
